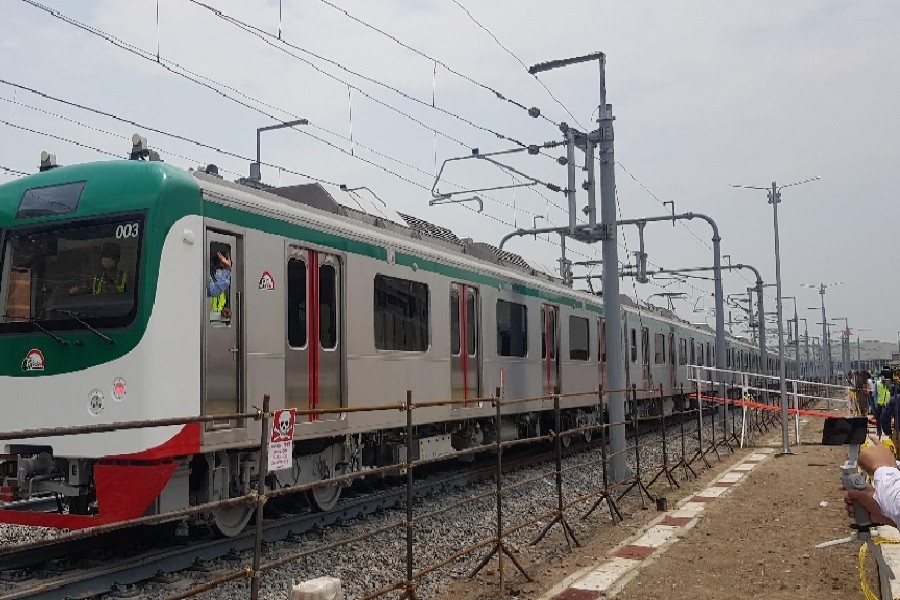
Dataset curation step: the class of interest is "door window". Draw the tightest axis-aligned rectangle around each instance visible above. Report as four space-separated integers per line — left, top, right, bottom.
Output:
319 264 337 350
287 259 307 348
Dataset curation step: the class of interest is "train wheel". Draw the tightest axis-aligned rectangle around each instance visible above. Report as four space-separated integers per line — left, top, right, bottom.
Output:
306 482 341 511
212 504 255 537
583 427 593 443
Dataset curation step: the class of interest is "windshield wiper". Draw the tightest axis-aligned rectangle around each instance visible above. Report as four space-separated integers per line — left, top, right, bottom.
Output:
57 310 115 345
27 318 69 346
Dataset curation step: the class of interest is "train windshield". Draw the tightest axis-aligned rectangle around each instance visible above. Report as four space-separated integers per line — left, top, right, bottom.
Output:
0 214 144 333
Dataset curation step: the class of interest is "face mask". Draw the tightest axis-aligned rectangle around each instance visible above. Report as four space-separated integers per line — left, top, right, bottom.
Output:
101 257 116 269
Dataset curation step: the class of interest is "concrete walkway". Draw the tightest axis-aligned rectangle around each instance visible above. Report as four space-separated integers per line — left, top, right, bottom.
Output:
539 418 862 599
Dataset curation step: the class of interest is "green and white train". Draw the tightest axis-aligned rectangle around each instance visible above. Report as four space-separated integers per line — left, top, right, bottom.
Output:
0 158 787 535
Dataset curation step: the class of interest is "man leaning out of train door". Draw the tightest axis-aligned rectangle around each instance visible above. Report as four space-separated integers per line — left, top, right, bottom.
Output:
207 246 232 324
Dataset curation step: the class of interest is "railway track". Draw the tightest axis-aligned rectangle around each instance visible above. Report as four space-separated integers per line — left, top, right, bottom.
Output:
0 439 591 600
0 408 731 599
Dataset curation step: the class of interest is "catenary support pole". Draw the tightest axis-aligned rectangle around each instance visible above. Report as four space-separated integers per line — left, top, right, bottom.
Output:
566 128 577 235
596 59 628 483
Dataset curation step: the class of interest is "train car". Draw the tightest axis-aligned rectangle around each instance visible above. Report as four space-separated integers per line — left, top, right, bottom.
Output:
0 156 773 535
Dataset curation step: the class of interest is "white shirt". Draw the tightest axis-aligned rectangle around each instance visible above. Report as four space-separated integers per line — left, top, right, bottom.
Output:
873 466 900 527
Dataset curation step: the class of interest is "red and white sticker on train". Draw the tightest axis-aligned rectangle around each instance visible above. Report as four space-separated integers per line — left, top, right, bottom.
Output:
268 408 295 471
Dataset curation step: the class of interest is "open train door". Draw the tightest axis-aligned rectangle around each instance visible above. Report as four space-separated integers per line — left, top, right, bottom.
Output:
203 231 243 428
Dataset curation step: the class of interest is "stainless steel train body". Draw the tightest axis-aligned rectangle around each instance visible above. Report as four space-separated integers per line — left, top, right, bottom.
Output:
0 161 788 533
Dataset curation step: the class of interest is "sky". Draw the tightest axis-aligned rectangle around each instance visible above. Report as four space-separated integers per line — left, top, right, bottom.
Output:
1 0 898 347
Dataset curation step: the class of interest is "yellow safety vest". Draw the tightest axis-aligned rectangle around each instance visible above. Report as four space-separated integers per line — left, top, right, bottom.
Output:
877 381 890 406
210 291 227 312
91 271 127 295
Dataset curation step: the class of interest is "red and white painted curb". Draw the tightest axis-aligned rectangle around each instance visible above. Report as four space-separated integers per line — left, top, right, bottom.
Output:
539 447 776 599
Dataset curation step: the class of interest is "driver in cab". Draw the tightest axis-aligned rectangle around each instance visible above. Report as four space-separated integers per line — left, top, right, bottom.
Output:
69 242 128 296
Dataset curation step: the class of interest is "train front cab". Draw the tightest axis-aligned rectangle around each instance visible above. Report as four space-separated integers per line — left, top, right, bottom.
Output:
0 161 208 528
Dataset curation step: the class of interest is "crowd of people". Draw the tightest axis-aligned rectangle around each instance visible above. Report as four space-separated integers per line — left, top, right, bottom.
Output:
852 366 900 437
845 366 900 529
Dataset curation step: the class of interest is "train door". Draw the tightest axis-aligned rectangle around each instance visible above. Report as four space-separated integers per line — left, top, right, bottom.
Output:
450 283 480 402
204 231 242 426
285 246 343 420
641 327 651 388
541 304 560 396
597 318 606 389
668 332 676 388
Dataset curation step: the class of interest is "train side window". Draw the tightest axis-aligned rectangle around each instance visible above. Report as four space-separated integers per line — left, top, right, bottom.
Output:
286 259 307 348
569 316 589 361
706 343 711 366
698 343 704 366
679 338 687 365
689 338 695 364
496 299 527 357
450 290 460 356
374 274 429 351
630 328 637 363
654 333 665 364
319 264 337 350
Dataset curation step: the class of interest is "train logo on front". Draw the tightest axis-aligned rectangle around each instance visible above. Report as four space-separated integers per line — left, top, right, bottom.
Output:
258 271 275 291
21 349 45 372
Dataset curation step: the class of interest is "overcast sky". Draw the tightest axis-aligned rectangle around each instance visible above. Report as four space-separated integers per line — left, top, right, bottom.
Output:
2 1 898 348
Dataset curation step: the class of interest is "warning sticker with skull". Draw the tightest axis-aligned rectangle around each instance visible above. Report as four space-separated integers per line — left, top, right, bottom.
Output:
268 408 295 471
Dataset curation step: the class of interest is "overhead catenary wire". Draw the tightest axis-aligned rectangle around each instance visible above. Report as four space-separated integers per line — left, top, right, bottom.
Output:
615 159 755 288
20 2 572 224
314 0 564 129
0 78 555 226
446 0 587 132
186 0 558 155
0 94 246 179
0 165 29 177
1 119 121 160
17 2 464 193
17 0 712 310
0 79 337 185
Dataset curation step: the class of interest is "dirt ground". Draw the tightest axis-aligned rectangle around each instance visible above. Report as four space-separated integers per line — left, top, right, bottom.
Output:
436 414 870 599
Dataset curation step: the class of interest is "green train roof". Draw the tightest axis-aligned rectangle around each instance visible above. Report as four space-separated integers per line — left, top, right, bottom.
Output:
0 161 199 227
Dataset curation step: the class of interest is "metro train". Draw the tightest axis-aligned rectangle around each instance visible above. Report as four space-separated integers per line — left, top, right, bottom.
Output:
0 156 793 535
